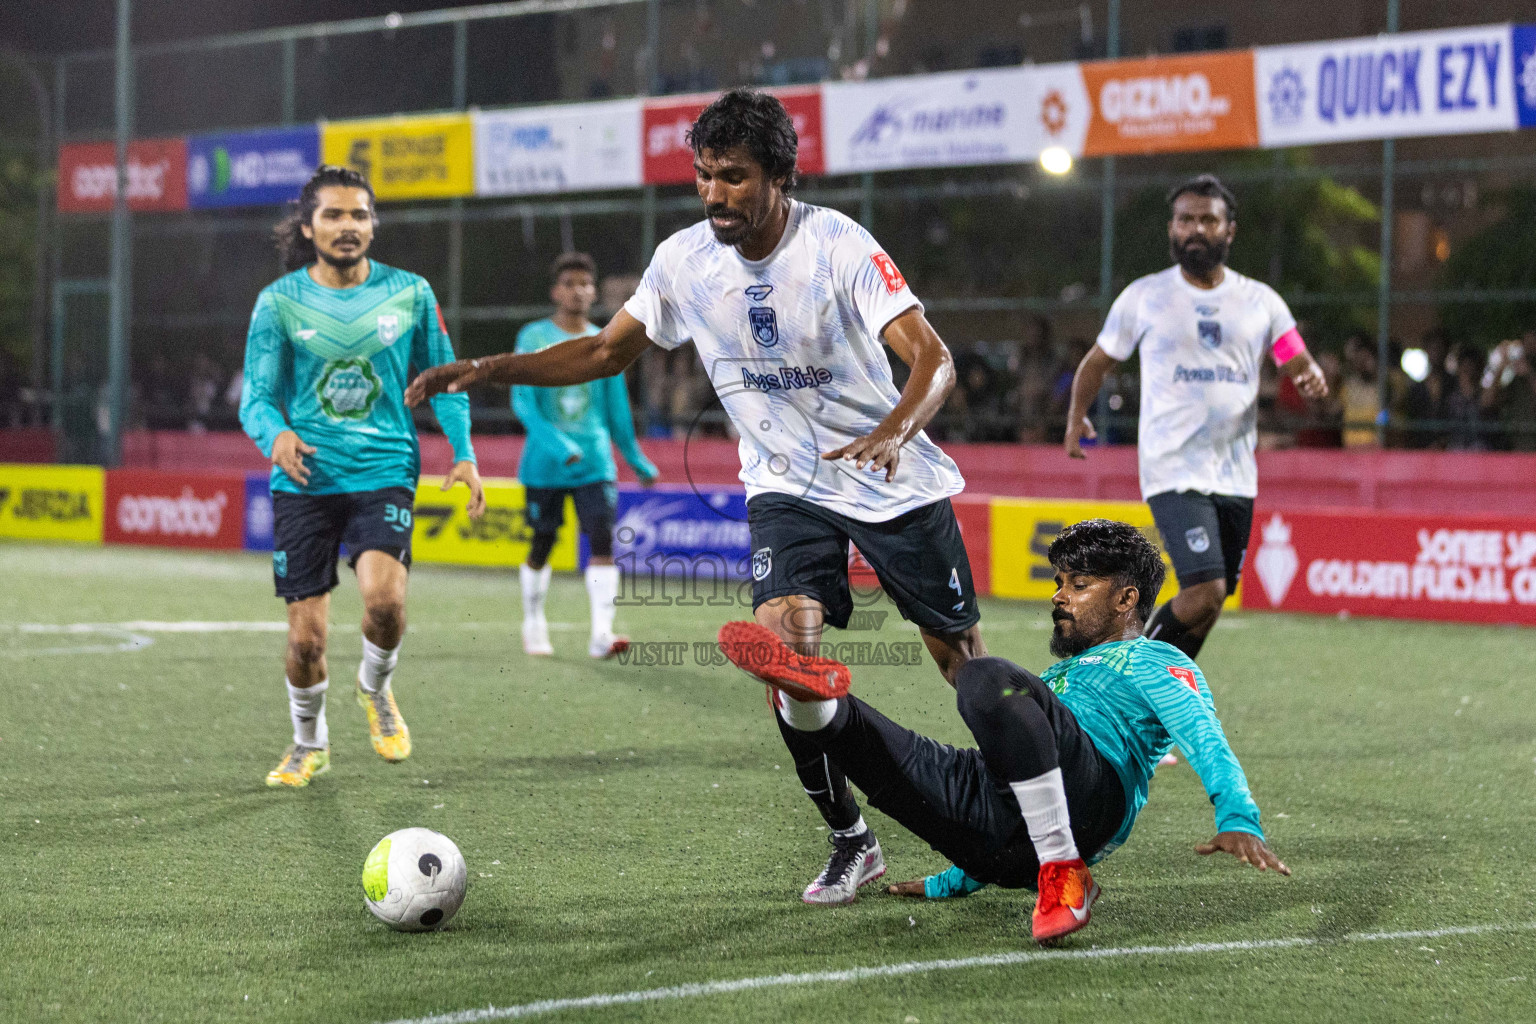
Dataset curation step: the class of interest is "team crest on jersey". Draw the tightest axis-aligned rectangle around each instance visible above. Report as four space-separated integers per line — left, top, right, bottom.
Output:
316 357 383 421
748 307 780 347
1185 526 1211 553
1168 665 1199 691
745 284 774 302
376 313 401 346
1197 319 1222 349
751 546 772 581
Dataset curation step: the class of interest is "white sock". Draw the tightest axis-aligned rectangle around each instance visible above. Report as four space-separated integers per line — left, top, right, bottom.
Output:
521 563 551 624
1010 767 1080 865
358 636 399 694
775 688 839 732
287 678 328 748
832 814 869 840
585 564 619 640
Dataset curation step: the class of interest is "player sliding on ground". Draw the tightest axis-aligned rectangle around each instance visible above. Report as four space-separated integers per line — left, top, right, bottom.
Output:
718 519 1288 943
1066 175 1328 663
407 88 986 905
241 165 485 788
513 251 658 660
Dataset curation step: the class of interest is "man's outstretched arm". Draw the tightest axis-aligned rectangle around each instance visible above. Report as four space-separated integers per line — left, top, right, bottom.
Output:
1063 345 1120 459
405 309 654 407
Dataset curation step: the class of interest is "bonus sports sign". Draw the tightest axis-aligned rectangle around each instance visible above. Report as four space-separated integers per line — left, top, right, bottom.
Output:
1242 508 1536 625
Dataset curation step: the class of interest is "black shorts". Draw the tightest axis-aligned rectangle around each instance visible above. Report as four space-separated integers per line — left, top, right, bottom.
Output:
1147 490 1255 591
524 481 617 538
812 686 1127 889
271 486 414 603
746 493 979 634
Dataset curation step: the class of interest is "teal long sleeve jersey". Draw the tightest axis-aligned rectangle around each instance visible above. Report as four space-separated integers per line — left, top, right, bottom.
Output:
510 318 657 488
1042 636 1264 863
239 262 476 495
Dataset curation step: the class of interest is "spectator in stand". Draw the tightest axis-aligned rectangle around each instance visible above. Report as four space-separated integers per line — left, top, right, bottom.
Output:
1403 330 1451 449
949 351 1011 443
1481 334 1536 452
1048 338 1092 442
1341 332 1381 448
1443 344 1485 451
1009 319 1053 443
187 353 223 433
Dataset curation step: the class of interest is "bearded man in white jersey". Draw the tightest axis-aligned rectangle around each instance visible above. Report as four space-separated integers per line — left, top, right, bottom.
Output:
1064 175 1328 661
407 89 987 905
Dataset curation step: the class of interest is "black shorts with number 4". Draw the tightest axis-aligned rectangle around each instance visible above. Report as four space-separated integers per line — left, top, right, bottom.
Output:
271 486 415 603
747 492 979 634
1146 490 1255 591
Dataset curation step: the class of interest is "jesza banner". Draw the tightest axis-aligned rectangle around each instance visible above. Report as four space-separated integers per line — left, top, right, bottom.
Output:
823 65 1089 173
322 114 474 200
56 138 188 213
1256 24 1517 147
1242 508 1536 625
475 99 642 197
188 126 321 209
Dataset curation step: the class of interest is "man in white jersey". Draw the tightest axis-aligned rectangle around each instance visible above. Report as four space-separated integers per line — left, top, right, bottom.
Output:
406 89 986 905
1064 175 1327 661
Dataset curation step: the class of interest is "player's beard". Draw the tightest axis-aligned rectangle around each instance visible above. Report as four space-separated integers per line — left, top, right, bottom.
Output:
705 203 754 246
1049 610 1091 658
318 235 368 270
1171 235 1228 278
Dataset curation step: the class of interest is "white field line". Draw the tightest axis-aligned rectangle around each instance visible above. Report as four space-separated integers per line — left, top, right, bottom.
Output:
379 920 1536 1024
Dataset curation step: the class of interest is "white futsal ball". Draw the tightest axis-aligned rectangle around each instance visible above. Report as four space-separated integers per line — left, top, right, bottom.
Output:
362 828 468 932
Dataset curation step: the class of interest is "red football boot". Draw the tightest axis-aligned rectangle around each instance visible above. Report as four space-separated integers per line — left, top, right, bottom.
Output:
716 621 850 702
1031 858 1100 944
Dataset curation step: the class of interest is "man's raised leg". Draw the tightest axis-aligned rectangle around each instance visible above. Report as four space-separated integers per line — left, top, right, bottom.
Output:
954 656 1100 942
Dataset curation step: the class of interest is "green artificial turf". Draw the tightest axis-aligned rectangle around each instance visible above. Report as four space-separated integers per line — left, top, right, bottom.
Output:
1 543 1533 1023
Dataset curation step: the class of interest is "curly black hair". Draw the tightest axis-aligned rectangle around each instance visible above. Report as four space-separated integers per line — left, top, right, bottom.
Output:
272 165 379 271
686 88 799 193
1047 519 1166 625
1167 173 1237 220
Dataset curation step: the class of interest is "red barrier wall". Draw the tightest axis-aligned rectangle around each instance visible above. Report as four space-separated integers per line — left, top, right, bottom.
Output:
103 430 1536 515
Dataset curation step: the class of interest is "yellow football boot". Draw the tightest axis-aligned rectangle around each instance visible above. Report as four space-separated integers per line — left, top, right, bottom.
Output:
265 744 330 788
356 681 412 762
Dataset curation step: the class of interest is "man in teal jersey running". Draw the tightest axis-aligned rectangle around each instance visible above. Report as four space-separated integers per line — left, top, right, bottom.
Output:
719 518 1288 944
240 165 484 788
513 252 658 659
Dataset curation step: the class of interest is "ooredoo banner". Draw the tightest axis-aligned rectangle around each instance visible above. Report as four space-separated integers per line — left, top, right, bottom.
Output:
475 99 642 196
322 114 474 200
823 64 1089 173
188 126 321 209
643 87 824 185
57 138 189 214
1080 50 1259 156
104 470 245 549
1242 508 1536 625
1255 24 1517 147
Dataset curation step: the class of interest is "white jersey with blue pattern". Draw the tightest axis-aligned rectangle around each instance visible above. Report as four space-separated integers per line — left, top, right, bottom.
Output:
624 200 965 523
1097 266 1296 500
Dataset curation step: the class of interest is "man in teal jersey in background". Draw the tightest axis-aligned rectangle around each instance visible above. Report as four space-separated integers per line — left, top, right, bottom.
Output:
514 252 658 659
241 165 484 788
720 518 1287 944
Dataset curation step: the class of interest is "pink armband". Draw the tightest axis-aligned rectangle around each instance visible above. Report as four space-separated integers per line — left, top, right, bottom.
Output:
1271 327 1306 366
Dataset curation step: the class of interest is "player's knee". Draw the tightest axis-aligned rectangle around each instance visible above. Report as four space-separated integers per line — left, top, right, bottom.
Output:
587 526 614 559
364 596 406 635
527 532 557 568
1191 578 1227 618
955 657 1022 720
287 632 327 668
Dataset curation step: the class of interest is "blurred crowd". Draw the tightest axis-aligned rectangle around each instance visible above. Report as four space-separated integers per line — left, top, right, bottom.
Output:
14 319 1536 454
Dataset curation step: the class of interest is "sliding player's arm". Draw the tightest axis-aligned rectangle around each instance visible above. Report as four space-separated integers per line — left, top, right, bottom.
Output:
413 284 484 518
239 293 312 486
600 373 659 484
822 308 955 482
404 310 653 406
1143 668 1290 876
